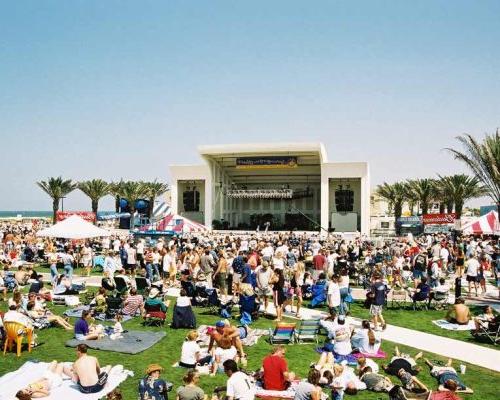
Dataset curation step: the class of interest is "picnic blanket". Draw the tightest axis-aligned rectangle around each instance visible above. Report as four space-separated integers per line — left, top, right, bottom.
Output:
255 381 329 400
0 361 132 400
197 325 268 347
66 331 166 354
352 349 387 359
63 305 133 322
314 347 358 366
432 319 476 331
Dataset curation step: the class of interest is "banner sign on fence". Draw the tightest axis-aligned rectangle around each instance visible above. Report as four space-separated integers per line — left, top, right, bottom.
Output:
56 211 96 223
236 156 298 169
422 213 456 225
397 216 422 225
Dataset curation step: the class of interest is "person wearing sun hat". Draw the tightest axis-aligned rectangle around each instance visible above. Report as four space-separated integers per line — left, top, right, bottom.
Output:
143 287 170 319
138 363 173 400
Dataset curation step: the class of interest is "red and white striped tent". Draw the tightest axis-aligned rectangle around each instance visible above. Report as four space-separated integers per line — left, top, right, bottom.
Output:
154 213 208 233
462 211 499 235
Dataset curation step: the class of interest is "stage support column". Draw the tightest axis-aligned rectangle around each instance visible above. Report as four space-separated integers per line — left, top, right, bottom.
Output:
171 181 178 215
205 175 213 229
320 173 329 233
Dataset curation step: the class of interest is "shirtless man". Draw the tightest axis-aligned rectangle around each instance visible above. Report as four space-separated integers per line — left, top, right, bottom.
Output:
446 297 471 325
208 320 246 359
16 361 72 399
72 344 111 394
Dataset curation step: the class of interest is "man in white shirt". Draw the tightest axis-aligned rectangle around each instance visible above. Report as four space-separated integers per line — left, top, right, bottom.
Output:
255 261 273 312
261 243 274 261
103 252 117 278
311 240 321 256
440 246 450 272
224 359 255 400
327 278 341 313
465 255 480 297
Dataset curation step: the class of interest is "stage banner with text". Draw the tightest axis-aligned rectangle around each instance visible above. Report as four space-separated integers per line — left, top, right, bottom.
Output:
56 211 96 222
236 156 298 169
422 213 456 225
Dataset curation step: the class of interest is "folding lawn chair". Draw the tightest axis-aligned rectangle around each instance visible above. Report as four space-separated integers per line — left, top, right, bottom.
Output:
472 317 500 345
429 290 450 310
269 322 296 345
295 319 320 344
143 302 166 327
389 288 408 309
114 276 128 295
135 277 150 296
412 296 429 311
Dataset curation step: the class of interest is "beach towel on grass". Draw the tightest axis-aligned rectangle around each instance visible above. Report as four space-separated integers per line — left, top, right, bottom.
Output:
0 361 132 400
63 305 133 322
314 347 358 366
432 319 476 331
197 325 268 347
66 330 166 354
352 349 387 359
255 381 329 400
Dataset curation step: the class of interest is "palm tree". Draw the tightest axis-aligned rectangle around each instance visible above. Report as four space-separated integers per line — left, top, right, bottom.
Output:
410 178 437 215
437 174 486 219
376 182 407 234
446 131 500 220
109 180 125 213
434 177 454 213
143 180 169 221
403 180 418 215
78 179 111 218
119 181 148 229
37 177 78 223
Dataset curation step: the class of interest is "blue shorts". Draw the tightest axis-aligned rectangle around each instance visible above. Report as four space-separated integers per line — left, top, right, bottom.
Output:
78 372 108 394
413 270 425 279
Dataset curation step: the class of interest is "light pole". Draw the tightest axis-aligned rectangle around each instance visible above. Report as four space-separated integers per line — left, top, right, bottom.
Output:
61 196 66 212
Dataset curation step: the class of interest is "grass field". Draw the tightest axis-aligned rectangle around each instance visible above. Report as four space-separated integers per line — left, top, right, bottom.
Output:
346 301 499 350
1 293 499 400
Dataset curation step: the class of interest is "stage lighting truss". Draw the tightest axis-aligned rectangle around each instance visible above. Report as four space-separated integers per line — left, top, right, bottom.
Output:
226 189 293 199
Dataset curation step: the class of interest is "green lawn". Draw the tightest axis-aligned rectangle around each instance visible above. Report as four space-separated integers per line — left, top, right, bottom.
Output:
1 295 499 400
345 301 499 350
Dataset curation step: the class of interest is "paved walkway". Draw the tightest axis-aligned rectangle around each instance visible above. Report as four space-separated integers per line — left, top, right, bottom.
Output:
41 273 500 372
262 304 500 372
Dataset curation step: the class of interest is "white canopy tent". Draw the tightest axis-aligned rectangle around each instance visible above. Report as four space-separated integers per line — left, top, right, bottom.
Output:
36 215 111 239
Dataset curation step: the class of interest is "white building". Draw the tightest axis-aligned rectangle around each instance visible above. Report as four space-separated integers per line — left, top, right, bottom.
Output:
169 143 370 234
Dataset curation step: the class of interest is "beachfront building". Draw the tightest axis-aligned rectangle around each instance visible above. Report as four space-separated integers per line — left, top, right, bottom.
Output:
169 143 370 235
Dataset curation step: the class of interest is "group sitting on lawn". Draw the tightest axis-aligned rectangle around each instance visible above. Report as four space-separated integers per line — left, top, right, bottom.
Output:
2 227 498 400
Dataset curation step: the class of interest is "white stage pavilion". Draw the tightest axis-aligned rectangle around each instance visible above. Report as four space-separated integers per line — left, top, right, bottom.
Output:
170 143 370 234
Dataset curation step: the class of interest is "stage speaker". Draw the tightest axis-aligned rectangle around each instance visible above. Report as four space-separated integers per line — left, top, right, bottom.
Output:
335 189 354 212
183 190 200 212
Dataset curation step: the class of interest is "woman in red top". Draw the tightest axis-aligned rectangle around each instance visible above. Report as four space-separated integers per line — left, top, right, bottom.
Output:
262 345 295 390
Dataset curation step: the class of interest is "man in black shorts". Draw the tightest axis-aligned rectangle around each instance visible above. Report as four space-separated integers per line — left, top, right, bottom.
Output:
382 346 422 376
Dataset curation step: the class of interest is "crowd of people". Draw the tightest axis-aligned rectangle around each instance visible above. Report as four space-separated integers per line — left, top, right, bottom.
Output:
1 219 499 400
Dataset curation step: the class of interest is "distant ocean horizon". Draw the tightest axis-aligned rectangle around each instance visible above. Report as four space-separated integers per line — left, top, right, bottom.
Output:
0 211 115 218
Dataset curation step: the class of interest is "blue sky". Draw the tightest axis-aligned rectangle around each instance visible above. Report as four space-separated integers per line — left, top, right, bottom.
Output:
1 1 499 210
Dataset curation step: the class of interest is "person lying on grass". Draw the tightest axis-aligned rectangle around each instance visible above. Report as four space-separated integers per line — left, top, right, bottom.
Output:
382 346 423 376
15 361 73 400
424 358 468 392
